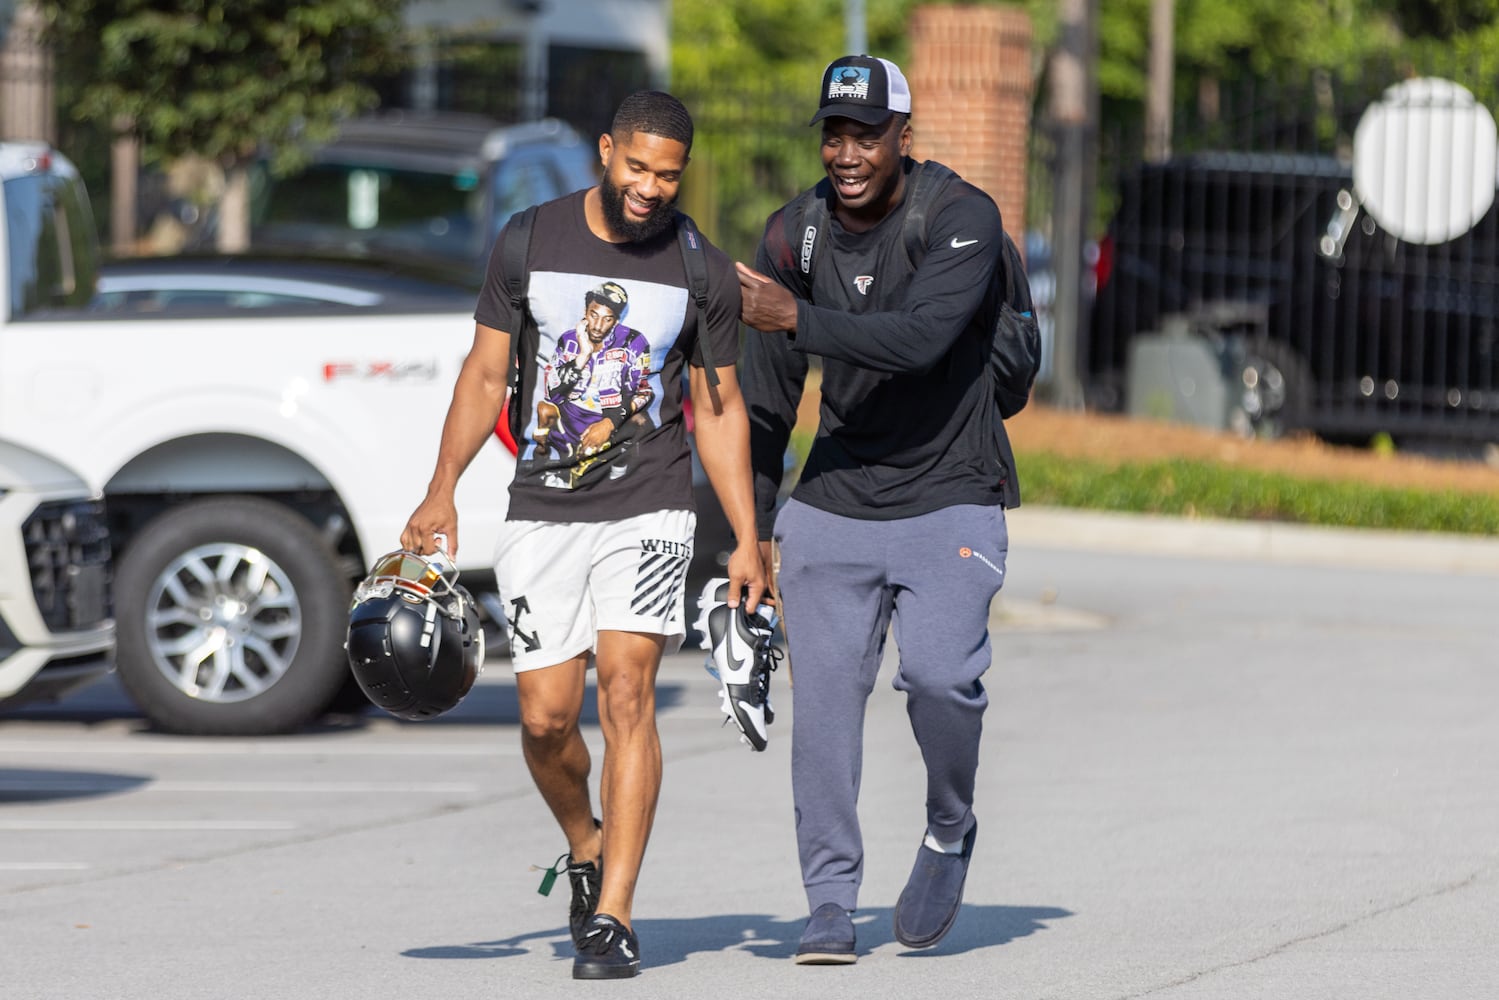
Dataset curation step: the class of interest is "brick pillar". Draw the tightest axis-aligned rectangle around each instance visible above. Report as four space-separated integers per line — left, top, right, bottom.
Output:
908 4 1034 250
0 2 56 143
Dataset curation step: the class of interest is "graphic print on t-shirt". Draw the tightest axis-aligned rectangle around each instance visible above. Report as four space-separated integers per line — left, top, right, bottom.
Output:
520 270 689 491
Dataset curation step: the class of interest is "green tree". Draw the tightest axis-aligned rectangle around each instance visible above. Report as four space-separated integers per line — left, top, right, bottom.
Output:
35 0 407 251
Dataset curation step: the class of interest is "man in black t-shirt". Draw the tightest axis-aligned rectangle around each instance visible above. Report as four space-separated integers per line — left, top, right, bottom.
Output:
403 91 765 981
738 56 1015 964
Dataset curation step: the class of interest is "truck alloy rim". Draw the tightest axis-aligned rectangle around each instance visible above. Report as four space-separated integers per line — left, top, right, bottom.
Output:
144 543 303 702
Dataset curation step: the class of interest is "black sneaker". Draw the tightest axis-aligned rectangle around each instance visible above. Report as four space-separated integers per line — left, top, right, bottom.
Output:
695 578 781 751
572 913 640 980
566 855 602 948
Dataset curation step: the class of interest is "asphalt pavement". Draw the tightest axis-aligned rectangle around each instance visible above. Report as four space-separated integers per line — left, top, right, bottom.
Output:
4 506 1497 999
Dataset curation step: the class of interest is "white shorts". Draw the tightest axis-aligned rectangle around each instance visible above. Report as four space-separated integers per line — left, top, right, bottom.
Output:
493 508 696 672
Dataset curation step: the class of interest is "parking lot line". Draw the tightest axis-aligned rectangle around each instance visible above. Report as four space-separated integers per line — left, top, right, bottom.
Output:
0 820 298 831
0 777 481 794
0 740 516 757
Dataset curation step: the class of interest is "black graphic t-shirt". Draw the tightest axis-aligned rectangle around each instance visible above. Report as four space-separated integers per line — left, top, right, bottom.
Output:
474 190 741 523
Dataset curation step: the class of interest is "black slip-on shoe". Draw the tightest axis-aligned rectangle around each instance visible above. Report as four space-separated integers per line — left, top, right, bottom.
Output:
794 901 857 965
893 820 977 949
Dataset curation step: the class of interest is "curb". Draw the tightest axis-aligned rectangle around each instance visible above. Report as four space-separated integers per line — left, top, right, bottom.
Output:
1006 505 1499 575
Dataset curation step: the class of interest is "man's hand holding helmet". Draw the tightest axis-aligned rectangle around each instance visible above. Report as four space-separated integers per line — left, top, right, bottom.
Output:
401 490 459 560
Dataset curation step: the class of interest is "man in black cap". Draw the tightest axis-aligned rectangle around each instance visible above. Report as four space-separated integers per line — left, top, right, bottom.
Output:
737 54 1020 963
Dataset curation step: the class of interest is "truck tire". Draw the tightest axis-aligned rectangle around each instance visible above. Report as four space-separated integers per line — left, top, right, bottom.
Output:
1237 339 1311 439
114 497 352 735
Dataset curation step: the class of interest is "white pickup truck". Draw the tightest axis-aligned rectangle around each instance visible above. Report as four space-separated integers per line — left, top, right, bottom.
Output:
0 142 514 734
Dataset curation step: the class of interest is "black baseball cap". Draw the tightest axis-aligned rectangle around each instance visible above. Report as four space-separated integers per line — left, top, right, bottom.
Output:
809 54 913 127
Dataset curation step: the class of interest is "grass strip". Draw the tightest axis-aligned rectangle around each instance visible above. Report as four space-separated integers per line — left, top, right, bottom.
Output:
1014 450 1499 536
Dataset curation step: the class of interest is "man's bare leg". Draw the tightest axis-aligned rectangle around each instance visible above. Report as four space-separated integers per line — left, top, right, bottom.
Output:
516 652 603 863
591 629 667 930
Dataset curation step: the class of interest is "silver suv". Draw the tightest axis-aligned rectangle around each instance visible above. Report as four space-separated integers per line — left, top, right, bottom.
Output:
249 112 598 274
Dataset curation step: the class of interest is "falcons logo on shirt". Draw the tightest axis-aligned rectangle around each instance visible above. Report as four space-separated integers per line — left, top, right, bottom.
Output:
854 275 874 294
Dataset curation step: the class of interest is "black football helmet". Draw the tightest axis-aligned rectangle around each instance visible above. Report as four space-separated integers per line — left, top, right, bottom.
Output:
345 549 485 720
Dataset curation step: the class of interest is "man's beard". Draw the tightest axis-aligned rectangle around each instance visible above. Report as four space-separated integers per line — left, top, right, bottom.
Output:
600 175 677 242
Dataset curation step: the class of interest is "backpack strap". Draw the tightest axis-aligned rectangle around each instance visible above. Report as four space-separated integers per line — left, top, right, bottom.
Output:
675 212 719 389
999 231 1034 317
499 206 539 440
782 180 832 300
897 159 958 271
501 205 537 311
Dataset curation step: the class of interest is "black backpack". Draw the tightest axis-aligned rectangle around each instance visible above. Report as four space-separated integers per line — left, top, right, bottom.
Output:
781 160 1042 418
497 205 718 440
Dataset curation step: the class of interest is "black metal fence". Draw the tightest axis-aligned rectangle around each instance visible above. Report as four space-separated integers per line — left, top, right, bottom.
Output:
1090 60 1499 446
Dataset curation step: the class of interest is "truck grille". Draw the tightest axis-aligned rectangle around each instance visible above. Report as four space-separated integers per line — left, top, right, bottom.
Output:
23 498 112 631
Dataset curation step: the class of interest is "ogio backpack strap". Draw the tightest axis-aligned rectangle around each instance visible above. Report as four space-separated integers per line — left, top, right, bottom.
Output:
783 180 832 300
675 212 719 389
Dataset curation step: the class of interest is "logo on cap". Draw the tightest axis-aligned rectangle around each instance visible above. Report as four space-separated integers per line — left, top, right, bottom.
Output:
829 66 871 102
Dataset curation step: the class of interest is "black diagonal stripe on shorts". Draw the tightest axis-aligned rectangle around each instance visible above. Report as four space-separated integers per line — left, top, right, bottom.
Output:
633 550 687 617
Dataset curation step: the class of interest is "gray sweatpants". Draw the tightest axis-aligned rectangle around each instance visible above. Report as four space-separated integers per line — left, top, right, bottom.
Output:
773 498 1008 913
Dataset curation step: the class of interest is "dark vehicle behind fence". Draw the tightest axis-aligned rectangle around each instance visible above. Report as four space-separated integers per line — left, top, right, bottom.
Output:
1085 70 1499 452
1089 151 1499 448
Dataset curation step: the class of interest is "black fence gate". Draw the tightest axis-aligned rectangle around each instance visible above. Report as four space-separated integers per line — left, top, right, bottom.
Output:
1090 63 1499 448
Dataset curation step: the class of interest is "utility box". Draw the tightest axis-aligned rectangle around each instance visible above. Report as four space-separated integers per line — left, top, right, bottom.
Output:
1125 314 1235 430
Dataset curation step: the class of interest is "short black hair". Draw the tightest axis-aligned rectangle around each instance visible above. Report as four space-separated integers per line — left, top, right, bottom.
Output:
611 91 694 153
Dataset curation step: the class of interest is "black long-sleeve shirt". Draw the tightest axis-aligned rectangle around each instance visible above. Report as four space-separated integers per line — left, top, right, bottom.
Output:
742 158 1021 539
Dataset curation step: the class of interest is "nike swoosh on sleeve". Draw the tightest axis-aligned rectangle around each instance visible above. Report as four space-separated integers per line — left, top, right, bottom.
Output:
950 237 979 248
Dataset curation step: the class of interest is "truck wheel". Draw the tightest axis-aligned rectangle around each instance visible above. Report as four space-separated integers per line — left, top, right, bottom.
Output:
114 497 352 735
1236 339 1311 439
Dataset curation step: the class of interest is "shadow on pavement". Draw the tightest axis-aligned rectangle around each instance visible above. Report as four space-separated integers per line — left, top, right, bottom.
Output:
0 767 152 803
402 903 1073 966
1 675 689 732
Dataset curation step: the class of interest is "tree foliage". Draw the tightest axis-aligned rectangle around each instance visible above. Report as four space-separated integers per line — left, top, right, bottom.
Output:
1098 0 1499 108
34 0 407 175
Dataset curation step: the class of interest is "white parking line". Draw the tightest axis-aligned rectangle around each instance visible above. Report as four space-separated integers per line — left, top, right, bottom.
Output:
0 820 297 831
0 778 480 794
0 741 515 757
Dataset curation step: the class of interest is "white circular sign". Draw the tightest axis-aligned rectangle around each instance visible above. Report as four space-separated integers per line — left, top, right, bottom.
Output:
1352 77 1498 245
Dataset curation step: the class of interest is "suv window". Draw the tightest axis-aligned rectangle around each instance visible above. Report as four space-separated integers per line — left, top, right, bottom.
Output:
254 160 488 264
5 170 99 318
248 115 597 274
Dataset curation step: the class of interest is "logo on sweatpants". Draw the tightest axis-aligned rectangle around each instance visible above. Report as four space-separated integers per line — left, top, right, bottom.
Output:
959 546 1004 578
